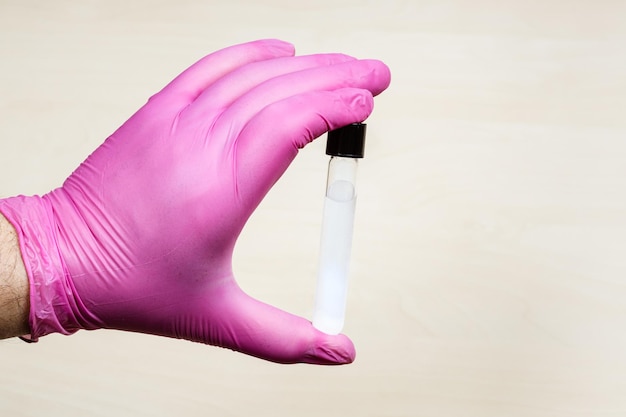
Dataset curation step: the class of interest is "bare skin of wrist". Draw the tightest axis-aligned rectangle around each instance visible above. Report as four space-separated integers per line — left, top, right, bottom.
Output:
0 213 30 339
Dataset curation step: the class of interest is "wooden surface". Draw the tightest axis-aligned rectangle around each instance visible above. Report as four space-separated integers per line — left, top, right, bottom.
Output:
1 1 626 416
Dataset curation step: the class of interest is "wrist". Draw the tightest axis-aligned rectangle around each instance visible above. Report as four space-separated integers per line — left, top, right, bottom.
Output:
0 210 30 339
0 195 86 340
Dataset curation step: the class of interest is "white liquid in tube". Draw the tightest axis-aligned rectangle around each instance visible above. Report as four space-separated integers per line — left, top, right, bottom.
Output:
312 158 358 335
312 123 365 335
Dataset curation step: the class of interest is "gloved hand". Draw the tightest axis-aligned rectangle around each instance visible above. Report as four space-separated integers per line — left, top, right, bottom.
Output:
0 39 390 364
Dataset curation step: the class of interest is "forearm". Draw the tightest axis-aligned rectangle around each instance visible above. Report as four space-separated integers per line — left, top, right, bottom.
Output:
0 213 30 339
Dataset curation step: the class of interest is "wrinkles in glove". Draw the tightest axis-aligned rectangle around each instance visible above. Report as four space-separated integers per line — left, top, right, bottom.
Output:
0 39 391 364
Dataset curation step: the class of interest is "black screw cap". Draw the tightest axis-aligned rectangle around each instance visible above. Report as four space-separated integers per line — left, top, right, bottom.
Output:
326 123 366 158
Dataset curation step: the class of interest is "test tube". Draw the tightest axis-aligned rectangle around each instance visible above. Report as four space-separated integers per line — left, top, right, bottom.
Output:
312 123 366 335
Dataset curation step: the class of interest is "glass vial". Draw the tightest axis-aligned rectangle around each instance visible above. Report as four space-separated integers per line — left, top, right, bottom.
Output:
312 123 366 335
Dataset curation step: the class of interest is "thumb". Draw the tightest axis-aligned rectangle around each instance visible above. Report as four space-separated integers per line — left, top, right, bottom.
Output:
211 284 355 365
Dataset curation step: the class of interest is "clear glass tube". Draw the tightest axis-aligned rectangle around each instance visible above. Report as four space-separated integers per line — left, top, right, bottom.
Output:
312 156 358 335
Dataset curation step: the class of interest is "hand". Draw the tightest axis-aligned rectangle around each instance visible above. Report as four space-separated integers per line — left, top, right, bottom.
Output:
0 39 391 364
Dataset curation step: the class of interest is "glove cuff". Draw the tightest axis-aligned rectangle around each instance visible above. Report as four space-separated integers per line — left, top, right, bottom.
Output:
0 195 84 340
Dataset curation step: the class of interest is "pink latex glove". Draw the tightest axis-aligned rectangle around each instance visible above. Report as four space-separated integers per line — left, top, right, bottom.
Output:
0 39 390 364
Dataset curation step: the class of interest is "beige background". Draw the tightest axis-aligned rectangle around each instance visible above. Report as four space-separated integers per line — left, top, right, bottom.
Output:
1 1 626 416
